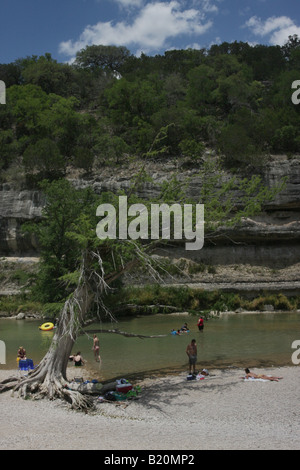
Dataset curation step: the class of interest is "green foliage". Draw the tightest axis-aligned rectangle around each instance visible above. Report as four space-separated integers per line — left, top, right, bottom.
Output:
111 286 298 315
74 44 131 72
23 179 99 302
41 302 65 319
272 125 300 153
1 39 300 175
9 269 32 285
115 286 298 314
179 138 205 158
23 138 65 178
0 295 42 315
21 53 79 96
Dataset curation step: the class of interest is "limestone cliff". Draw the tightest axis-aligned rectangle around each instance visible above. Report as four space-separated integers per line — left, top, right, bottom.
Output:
0 155 299 296
0 185 44 254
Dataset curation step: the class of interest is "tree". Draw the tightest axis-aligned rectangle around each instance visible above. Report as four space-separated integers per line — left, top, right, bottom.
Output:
93 133 129 165
0 177 159 409
74 45 131 73
7 84 50 139
186 64 217 114
244 45 285 80
21 54 78 96
24 179 98 303
23 138 65 179
0 129 17 171
281 34 300 61
218 122 258 167
0 62 22 87
37 94 88 159
103 75 165 151
272 125 300 153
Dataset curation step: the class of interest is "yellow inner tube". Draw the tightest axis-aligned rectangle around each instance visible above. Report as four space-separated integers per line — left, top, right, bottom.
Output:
39 322 54 331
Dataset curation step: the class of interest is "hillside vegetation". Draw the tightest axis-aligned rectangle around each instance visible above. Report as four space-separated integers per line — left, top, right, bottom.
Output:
1 38 300 186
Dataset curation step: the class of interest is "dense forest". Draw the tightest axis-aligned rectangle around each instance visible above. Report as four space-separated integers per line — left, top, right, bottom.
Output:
1 37 300 186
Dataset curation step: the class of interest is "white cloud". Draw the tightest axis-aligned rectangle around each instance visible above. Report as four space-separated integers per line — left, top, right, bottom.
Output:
59 1 213 57
190 0 221 14
245 15 300 46
115 0 144 7
199 0 219 14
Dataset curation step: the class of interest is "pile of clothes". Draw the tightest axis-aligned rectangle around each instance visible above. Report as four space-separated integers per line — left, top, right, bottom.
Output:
98 378 142 402
186 369 209 381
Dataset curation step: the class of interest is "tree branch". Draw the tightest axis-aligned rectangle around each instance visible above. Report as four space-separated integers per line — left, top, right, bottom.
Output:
83 328 167 339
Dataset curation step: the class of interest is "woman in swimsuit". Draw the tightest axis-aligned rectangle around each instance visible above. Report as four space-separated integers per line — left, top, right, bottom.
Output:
244 368 283 382
72 352 85 367
92 334 101 362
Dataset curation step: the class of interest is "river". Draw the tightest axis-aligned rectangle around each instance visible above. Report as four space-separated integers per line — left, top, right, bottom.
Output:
0 312 299 381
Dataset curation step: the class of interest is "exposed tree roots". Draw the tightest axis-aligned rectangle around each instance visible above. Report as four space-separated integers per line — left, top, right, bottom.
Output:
0 366 94 412
0 246 164 412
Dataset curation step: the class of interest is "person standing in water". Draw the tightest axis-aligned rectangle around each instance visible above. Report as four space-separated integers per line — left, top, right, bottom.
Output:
93 334 101 362
186 339 197 375
197 316 204 332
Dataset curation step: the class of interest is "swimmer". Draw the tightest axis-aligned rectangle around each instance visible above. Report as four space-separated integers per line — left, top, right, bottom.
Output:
180 323 188 332
71 352 86 367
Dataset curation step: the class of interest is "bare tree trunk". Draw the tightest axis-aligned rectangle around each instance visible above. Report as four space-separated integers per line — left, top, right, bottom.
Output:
0 245 161 410
0 251 97 411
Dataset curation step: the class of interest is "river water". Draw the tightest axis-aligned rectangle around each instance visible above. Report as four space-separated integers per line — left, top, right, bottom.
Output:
0 312 299 381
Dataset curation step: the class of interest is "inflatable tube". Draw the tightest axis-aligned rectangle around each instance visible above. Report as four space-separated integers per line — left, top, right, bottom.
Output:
39 322 54 331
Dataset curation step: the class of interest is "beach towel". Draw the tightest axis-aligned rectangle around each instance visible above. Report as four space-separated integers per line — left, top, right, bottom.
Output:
243 377 268 382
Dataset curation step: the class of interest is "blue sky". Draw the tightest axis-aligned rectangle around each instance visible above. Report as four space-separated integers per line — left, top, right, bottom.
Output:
1 0 300 64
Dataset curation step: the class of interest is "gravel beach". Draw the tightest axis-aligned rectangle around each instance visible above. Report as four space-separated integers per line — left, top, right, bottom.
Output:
0 365 299 450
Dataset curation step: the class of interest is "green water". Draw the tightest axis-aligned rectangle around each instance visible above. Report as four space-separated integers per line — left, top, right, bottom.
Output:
0 312 299 381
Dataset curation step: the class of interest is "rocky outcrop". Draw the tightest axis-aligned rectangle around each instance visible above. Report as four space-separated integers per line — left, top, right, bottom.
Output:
0 156 299 279
264 157 300 210
0 184 44 254
71 154 300 209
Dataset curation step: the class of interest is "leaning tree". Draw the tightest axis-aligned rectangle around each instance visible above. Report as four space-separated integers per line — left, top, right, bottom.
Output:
0 152 285 410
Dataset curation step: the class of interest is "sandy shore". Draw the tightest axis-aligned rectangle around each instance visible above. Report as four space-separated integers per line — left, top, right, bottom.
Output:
0 365 299 450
